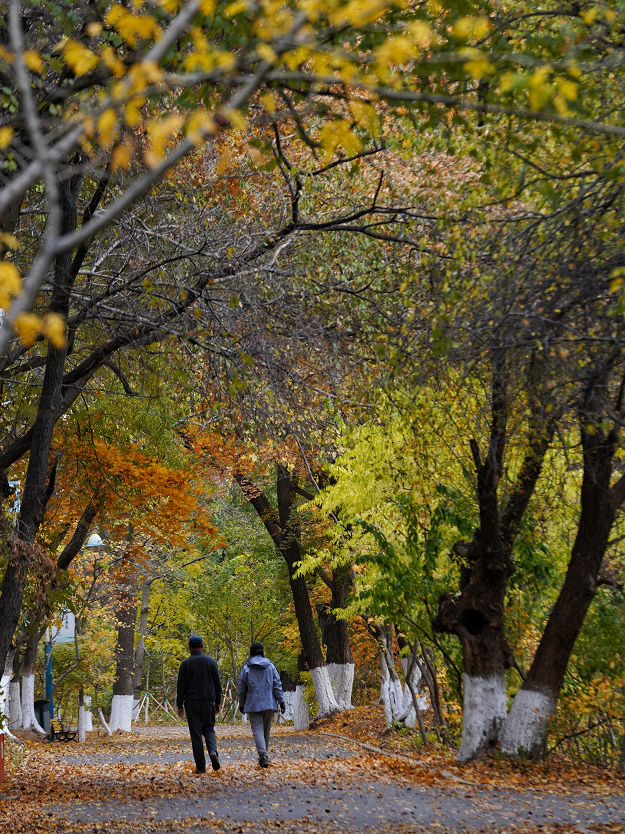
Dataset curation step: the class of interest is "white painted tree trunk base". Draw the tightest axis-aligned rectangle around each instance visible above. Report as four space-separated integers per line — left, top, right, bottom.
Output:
109 694 134 733
0 672 10 729
327 663 355 710
0 675 23 744
310 665 340 717
500 689 556 759
457 674 507 762
281 689 295 721
21 673 47 734
9 680 22 729
398 658 429 727
293 684 310 730
381 674 405 724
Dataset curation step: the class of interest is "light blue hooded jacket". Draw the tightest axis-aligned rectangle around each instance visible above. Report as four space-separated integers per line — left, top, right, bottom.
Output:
238 655 285 714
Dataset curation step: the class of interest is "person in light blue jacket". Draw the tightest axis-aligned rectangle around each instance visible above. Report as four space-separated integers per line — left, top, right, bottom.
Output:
238 642 285 767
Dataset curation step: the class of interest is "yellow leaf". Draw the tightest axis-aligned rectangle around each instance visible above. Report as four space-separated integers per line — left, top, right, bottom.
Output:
98 108 118 148
23 50 43 74
0 260 21 294
407 20 432 48
0 233 19 251
529 66 552 89
226 0 247 15
148 114 184 159
111 142 133 171
581 7 600 25
256 43 277 64
453 15 492 41
556 77 577 101
63 40 99 76
375 35 414 72
319 120 362 159
215 149 234 174
42 313 66 349
0 126 14 149
14 313 41 347
101 47 125 78
186 110 218 144
0 260 21 310
261 92 278 113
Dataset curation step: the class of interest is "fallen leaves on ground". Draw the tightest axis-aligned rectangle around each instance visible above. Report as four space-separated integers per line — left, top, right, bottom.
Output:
310 706 625 794
1 717 623 833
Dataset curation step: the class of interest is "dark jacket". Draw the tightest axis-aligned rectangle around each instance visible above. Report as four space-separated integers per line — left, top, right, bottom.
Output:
176 650 222 708
238 655 285 713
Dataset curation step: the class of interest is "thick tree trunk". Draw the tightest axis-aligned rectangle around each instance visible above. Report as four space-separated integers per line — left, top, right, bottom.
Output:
317 563 354 709
110 581 137 732
433 542 510 760
501 425 617 759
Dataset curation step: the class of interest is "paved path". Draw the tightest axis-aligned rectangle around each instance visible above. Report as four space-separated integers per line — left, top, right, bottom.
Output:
40 726 625 833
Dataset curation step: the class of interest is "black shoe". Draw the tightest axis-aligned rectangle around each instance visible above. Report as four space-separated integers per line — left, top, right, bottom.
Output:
259 754 270 768
195 766 206 774
209 752 221 771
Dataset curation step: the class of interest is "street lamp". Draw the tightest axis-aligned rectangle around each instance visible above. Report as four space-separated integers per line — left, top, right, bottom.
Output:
45 531 105 717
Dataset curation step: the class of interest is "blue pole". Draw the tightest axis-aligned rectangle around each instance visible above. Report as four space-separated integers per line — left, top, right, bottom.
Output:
45 641 54 719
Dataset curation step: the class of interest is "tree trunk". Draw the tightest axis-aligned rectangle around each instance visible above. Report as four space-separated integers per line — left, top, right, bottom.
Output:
317 563 354 709
20 631 46 734
0 170 83 676
375 624 404 724
501 421 618 758
0 645 21 742
433 537 510 761
78 686 86 743
110 580 137 732
9 678 21 729
132 578 151 717
9 646 22 730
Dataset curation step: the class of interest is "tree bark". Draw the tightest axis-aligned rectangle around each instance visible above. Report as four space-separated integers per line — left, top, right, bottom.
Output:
432 357 554 760
20 629 46 733
110 578 137 732
133 578 152 704
0 169 83 676
501 395 620 758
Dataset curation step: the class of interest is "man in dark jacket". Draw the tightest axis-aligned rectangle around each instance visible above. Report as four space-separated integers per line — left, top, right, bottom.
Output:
177 634 222 773
238 642 285 767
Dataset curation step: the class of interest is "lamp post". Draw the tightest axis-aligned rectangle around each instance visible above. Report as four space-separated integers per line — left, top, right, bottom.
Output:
45 531 105 723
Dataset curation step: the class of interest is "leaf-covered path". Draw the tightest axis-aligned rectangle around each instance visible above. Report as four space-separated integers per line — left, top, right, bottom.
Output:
2 725 625 833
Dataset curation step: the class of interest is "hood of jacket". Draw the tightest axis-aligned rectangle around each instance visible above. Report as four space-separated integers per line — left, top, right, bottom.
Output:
247 655 271 668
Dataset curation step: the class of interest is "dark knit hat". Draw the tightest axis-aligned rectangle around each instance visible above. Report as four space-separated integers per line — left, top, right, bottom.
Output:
189 634 204 648
250 642 264 656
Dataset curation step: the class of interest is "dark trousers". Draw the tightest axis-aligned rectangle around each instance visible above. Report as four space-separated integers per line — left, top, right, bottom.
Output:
184 699 217 770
